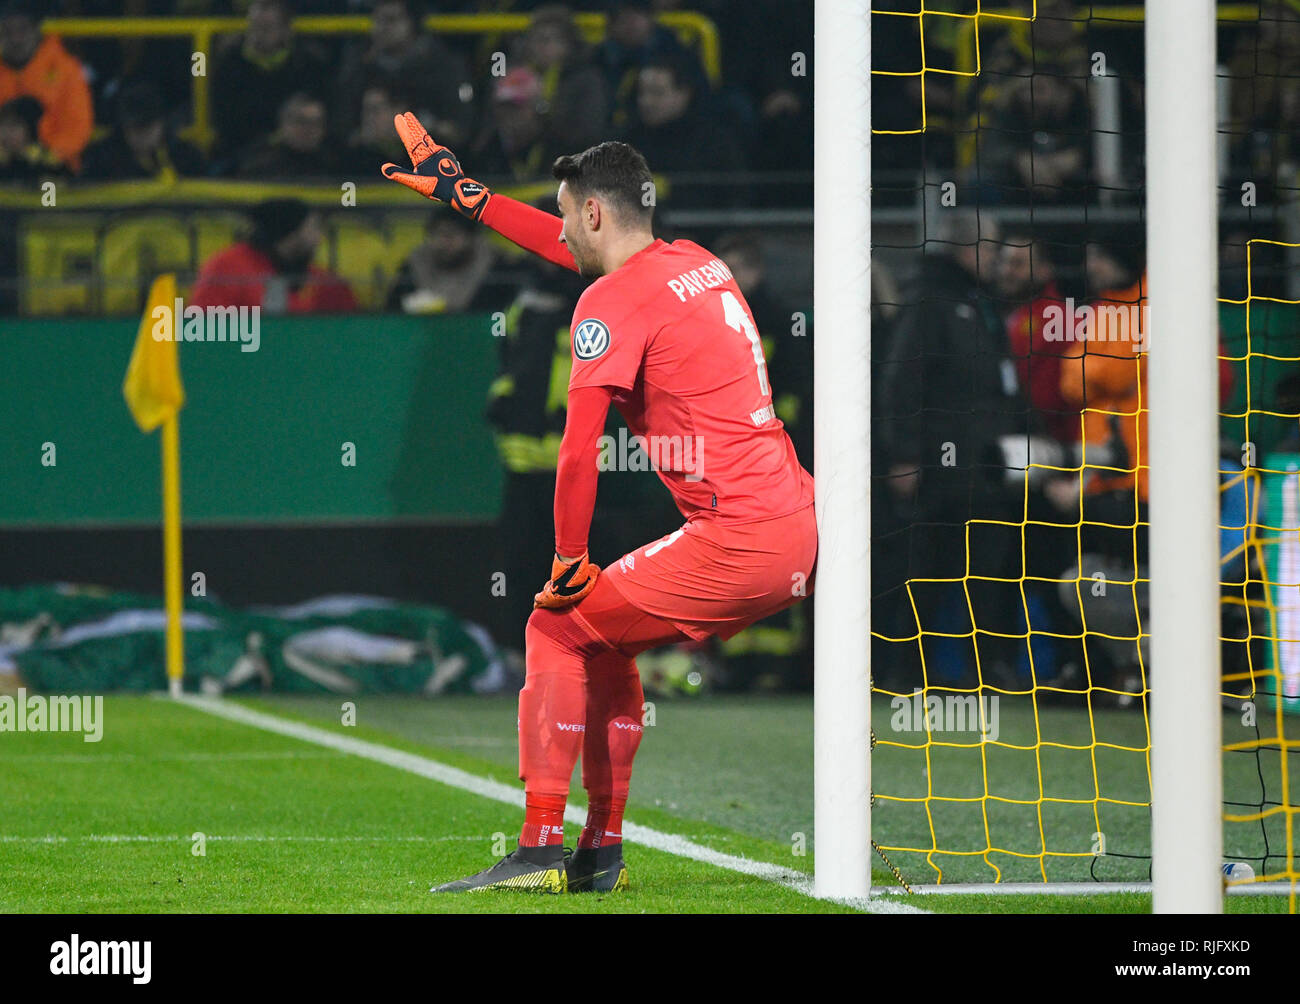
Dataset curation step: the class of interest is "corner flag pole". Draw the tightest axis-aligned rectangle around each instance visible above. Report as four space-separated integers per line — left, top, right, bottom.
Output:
161 414 184 699
813 0 872 900
1146 0 1223 912
122 273 187 699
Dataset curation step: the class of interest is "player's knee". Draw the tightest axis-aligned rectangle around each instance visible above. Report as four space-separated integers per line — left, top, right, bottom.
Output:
525 605 604 657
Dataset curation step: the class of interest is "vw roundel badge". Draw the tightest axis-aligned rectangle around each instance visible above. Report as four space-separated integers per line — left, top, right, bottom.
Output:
573 318 611 360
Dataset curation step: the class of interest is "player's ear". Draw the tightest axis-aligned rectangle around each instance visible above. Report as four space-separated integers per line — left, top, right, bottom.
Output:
585 197 600 232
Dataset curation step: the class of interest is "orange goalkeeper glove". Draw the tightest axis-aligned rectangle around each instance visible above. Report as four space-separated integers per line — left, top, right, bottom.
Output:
534 552 600 610
381 112 491 220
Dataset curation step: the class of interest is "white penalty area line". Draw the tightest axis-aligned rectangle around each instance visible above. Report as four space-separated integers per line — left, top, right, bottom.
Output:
170 694 926 915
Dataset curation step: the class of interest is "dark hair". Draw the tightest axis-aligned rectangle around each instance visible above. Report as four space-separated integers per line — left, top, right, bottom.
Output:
250 0 294 18
552 141 654 223
249 198 311 250
427 207 478 236
714 230 763 264
117 81 164 128
0 0 39 23
527 4 584 56
0 95 42 136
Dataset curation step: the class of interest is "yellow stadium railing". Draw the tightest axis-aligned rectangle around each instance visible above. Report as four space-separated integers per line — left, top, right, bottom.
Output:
946 3 1298 165
42 12 722 152
871 1 1037 136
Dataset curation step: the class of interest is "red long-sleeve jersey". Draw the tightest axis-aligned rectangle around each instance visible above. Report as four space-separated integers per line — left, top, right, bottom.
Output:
480 195 814 557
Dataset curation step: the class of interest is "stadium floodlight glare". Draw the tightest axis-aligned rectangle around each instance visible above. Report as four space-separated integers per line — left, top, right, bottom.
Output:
1146 0 1224 914
813 0 872 901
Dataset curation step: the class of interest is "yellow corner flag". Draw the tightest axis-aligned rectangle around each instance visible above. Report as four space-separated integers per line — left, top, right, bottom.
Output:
123 274 187 698
123 274 184 431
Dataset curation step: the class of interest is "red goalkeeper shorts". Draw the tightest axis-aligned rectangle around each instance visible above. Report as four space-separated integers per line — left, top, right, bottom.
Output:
594 504 817 642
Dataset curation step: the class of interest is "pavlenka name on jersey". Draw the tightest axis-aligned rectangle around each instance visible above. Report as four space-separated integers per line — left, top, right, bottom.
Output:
573 318 611 359
665 258 735 302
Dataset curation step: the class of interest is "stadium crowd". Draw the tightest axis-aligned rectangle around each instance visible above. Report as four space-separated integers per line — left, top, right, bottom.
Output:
0 0 811 194
869 214 1273 704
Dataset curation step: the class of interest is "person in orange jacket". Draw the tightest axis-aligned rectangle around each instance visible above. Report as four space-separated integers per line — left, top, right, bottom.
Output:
1058 264 1150 503
1057 246 1234 506
0 2 93 172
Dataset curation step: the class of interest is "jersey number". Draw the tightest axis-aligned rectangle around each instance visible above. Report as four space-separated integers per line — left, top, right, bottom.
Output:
645 529 685 557
721 290 771 396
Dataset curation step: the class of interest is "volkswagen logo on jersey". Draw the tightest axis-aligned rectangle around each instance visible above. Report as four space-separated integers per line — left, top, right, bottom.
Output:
573 318 611 360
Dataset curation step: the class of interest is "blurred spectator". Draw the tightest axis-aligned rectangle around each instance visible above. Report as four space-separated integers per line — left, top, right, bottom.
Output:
1226 0 1300 191
334 0 474 148
470 67 562 181
714 230 809 467
515 5 610 154
997 232 1074 443
485 254 586 651
340 82 408 177
595 0 707 130
81 82 206 181
743 1 813 182
0 0 93 172
876 210 1028 686
191 198 357 314
623 49 746 208
690 0 811 178
977 72 1091 202
711 226 813 687
1051 245 1239 699
211 0 329 168
1057 244 1232 510
237 92 335 178
0 95 65 182
386 208 523 314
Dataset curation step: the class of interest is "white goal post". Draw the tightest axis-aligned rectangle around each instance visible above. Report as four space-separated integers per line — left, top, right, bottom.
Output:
813 0 872 900
1146 0 1224 914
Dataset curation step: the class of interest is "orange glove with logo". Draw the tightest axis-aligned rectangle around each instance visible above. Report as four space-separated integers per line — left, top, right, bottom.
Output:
381 112 491 220
534 552 600 610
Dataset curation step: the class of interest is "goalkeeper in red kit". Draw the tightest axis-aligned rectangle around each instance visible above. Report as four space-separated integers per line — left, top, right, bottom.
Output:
382 113 817 893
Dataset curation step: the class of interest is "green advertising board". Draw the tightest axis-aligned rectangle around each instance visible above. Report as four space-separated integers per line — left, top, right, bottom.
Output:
0 314 503 527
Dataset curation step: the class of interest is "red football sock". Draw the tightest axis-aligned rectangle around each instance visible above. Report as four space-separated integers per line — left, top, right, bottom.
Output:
520 792 567 848
517 612 590 846
579 796 628 849
580 649 644 849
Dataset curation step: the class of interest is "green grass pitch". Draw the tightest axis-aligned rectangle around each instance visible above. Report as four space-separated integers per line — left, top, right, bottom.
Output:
0 693 1286 913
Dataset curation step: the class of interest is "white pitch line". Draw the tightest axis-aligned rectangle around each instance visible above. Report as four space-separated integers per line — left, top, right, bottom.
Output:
0 750 342 763
171 694 926 914
881 881 1298 898
0 834 483 844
